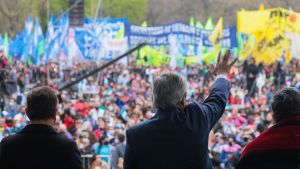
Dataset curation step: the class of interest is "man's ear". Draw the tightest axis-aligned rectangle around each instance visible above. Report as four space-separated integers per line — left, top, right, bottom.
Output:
180 92 187 109
53 108 57 121
272 114 279 123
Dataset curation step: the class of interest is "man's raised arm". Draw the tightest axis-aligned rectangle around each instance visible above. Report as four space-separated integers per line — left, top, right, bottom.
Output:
201 50 237 130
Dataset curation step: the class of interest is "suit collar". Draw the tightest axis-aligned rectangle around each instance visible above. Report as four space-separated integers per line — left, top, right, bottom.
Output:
157 106 180 115
19 124 58 134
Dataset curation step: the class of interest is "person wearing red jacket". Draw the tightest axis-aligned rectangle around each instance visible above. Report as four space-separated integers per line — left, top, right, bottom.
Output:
236 87 300 169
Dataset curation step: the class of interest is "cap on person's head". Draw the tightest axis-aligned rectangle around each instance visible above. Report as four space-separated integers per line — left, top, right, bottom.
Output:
26 86 57 121
271 87 300 122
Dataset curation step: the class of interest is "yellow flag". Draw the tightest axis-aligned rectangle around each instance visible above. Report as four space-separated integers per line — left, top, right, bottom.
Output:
238 8 300 34
259 4 265 11
185 56 198 66
238 8 282 34
209 17 223 48
252 29 290 64
279 8 300 33
286 49 292 64
152 49 162 66
203 49 219 64
240 37 255 60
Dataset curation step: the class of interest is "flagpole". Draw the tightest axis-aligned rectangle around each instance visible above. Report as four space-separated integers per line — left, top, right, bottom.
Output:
58 43 146 91
47 0 50 22
95 0 102 19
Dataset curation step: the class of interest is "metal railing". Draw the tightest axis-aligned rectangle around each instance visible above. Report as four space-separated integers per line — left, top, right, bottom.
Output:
81 154 111 169
81 154 94 169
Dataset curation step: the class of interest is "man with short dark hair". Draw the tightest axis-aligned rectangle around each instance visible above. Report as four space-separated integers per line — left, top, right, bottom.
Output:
236 87 300 169
0 86 84 169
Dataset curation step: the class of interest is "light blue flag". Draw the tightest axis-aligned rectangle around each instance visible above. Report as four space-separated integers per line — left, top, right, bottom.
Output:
9 31 25 59
59 14 69 59
21 17 34 64
32 18 44 65
44 16 55 63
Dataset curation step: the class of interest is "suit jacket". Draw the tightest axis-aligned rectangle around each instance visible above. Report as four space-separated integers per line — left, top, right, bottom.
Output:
236 115 300 169
0 124 84 169
124 77 231 169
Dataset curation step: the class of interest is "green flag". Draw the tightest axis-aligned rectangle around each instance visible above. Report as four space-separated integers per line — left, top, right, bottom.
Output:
203 49 219 64
237 33 244 57
4 33 12 63
115 25 125 39
141 21 148 27
38 39 44 56
196 21 204 29
205 17 214 30
27 56 32 65
189 17 195 27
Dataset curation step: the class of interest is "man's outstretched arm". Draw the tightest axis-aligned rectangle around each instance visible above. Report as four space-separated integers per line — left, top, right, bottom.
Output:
201 50 236 130
202 76 231 130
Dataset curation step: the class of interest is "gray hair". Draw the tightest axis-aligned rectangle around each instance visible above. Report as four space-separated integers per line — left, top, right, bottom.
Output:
153 72 187 109
271 87 300 120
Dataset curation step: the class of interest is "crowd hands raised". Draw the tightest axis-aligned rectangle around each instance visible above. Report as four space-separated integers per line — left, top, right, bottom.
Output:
1 51 300 169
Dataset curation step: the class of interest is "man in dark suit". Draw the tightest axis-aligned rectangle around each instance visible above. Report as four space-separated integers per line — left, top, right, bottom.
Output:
236 87 300 169
0 86 83 169
124 50 237 169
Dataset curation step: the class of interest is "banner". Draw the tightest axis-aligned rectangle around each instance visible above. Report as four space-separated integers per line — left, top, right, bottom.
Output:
252 29 290 64
238 8 300 34
127 22 202 46
75 18 128 61
202 27 237 48
128 22 237 48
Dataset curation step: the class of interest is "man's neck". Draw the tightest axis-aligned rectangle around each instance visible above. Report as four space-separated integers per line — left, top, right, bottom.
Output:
30 119 54 127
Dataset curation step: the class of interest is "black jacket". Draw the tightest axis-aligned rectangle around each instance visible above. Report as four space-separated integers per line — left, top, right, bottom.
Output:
124 78 231 169
0 124 83 169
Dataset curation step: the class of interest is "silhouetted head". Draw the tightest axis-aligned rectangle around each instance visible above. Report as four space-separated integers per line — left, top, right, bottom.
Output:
26 86 57 124
153 72 187 110
271 87 300 123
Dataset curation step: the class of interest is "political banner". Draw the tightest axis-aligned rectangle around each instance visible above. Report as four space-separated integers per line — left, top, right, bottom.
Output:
75 18 128 61
202 27 237 48
127 22 237 48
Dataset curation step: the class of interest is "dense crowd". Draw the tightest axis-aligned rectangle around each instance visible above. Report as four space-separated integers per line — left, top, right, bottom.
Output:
1 50 300 169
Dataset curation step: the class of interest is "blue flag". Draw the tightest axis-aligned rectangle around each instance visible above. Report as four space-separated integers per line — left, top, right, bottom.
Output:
32 18 44 65
21 17 34 64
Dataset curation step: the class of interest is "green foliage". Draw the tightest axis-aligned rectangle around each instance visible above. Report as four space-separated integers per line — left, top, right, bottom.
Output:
37 0 69 32
0 0 147 36
101 0 148 24
85 0 98 18
0 0 69 36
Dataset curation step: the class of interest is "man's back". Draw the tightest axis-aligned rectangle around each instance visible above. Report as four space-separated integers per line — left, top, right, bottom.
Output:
126 106 211 169
124 77 231 169
0 124 83 169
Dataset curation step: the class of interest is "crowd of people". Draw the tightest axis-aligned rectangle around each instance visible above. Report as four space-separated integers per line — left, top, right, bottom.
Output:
1 50 300 169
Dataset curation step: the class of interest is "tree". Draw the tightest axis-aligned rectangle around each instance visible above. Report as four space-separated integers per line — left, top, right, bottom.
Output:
99 0 147 24
0 0 68 37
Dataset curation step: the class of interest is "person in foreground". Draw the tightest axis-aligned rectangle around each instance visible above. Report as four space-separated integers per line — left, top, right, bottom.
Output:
236 87 300 169
124 50 237 169
0 86 83 169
